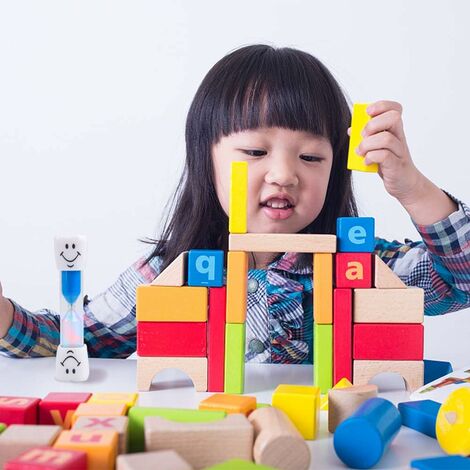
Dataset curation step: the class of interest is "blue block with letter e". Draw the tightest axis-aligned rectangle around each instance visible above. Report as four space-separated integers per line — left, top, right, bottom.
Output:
188 249 224 287
337 217 375 252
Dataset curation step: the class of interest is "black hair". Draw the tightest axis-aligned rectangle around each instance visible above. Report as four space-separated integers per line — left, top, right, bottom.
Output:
143 44 358 271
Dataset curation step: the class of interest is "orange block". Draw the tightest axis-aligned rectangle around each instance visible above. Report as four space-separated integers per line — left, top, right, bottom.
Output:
226 251 248 323
136 286 208 322
314 253 333 324
199 394 257 416
53 429 118 470
72 403 127 425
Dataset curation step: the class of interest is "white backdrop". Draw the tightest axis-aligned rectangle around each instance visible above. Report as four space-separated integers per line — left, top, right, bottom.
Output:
1 0 469 367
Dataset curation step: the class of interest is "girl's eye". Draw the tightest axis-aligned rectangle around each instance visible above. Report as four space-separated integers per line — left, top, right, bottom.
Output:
243 149 267 157
301 154 323 162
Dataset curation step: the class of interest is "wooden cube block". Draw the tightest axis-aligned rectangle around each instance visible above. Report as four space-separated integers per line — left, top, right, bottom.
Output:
335 253 372 288
314 323 333 394
88 393 137 409
226 251 248 323
151 251 188 286
199 394 256 416
229 161 248 234
207 287 226 392
188 250 224 287
224 323 246 394
72 403 126 426
117 450 193 470
336 217 375 253
39 392 91 429
353 288 424 323
374 255 406 288
4 446 87 470
333 289 353 383
136 285 208 322
137 321 207 357
0 396 40 425
313 253 333 324
0 423 6 434
272 385 320 440
53 429 118 470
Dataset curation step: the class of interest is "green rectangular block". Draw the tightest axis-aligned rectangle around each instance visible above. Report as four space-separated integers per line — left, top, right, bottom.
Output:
224 322 246 394
0 423 6 434
205 459 277 469
314 323 333 393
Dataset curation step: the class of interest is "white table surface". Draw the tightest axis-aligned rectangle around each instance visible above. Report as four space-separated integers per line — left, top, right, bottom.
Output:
0 356 446 469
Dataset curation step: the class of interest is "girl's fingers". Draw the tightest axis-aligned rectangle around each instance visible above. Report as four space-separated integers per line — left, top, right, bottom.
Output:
366 100 402 117
363 148 400 168
356 131 403 159
362 109 406 141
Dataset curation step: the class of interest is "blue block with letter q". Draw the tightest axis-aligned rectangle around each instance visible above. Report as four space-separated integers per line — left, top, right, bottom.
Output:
188 249 224 287
336 217 375 252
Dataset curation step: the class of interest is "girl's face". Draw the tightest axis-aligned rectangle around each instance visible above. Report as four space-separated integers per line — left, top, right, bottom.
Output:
212 127 333 234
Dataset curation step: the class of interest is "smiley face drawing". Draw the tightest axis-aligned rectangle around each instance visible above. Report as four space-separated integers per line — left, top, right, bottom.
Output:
60 350 81 375
54 236 87 271
55 344 90 382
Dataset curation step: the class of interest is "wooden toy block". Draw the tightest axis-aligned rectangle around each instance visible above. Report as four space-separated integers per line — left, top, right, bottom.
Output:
226 251 248 323
207 287 226 392
4 446 87 470
335 253 372 288
224 323 246 394
374 255 406 288
424 359 453 384
353 323 424 360
136 285 208 322
71 403 127 426
73 416 128 454
137 321 207 357
144 413 253 469
436 388 470 456
333 288 353 383
0 425 62 469
0 396 40 425
128 406 226 453
229 161 248 234
353 287 424 323
39 392 91 429
53 429 118 470
353 359 424 391
271 384 320 440
313 253 333 324
314 323 333 393
248 407 310 470
398 400 440 438
0 423 5 433
151 251 188 286
137 356 208 392
199 394 257 416
411 455 470 469
117 450 193 470
88 392 137 409
334 398 401 468
327 383 378 432
229 233 337 253
320 377 353 411
205 459 277 469
188 250 224 287
347 103 378 173
336 217 375 253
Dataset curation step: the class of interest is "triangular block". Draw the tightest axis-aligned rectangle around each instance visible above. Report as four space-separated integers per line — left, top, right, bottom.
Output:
151 252 188 286
374 255 406 288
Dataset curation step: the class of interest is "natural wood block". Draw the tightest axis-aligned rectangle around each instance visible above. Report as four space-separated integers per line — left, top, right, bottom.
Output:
151 251 188 286
224 323 245 394
136 285 208 322
374 255 406 288
0 396 40 425
320 378 353 411
313 253 333 324
136 356 207 392
314 323 332 393
353 288 424 323
229 233 336 253
4 446 87 470
88 393 137 409
333 289 353 383
248 407 310 470
144 413 253 469
72 403 126 426
335 253 372 288
199 394 256 416
117 450 193 470
226 251 248 323
328 384 378 432
353 360 424 391
229 161 248 234
207 287 226 392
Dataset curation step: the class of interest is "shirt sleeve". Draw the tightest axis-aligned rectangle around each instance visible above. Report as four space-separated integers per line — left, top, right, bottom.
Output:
374 193 470 316
0 252 162 358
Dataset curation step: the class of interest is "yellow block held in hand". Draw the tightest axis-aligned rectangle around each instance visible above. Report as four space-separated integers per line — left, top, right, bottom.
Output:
229 161 248 233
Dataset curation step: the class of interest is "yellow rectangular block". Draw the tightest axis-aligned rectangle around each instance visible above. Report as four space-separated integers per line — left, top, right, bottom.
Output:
72 403 127 425
226 251 248 323
136 285 208 322
88 393 138 409
313 253 333 324
229 161 248 234
347 103 378 173
199 394 256 416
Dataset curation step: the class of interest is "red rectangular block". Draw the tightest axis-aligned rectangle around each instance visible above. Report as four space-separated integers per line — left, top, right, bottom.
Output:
5 446 87 470
39 393 91 429
0 396 40 425
207 287 226 392
333 288 353 383
353 323 424 360
335 253 372 288
137 322 207 357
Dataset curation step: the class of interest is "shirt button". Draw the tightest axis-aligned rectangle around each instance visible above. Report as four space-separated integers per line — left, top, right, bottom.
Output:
247 279 259 293
249 338 265 354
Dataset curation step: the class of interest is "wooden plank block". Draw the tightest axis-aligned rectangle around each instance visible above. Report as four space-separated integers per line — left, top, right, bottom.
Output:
136 356 207 393
144 413 253 469
0 396 40 425
151 251 188 286
117 450 193 470
333 289 353 383
226 251 248 323
5 446 87 470
335 253 372 288
353 288 424 323
136 286 208 322
137 322 207 357
374 255 406 288
353 323 424 360
347 103 378 173
199 394 256 416
224 323 246 394
207 287 226 392
314 323 333 394
88 393 137 409
72 403 126 426
313 253 333 324
229 161 248 234
39 393 92 429
353 360 424 392
229 233 336 253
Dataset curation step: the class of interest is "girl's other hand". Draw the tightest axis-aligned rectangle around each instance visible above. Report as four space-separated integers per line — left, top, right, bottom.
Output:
0 281 14 338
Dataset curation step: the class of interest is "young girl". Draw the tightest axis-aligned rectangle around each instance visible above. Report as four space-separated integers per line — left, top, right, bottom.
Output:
1 45 469 363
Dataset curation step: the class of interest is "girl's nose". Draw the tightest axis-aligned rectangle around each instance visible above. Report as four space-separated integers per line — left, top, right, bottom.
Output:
264 156 299 187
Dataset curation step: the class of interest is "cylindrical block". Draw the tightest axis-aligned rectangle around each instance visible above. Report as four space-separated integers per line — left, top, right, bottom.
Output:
334 397 401 469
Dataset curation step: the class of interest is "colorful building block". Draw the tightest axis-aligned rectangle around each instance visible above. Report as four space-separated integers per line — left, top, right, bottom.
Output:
4 446 87 470
199 394 256 416
333 288 353 383
336 217 375 253
207 287 226 392
188 250 224 287
411 455 470 469
39 392 91 429
151 251 188 287
374 255 406 288
424 359 453 384
0 423 5 434
398 400 440 438
116 450 193 470
335 253 372 288
0 396 40 425
314 323 333 393
229 161 248 234
224 323 246 394
205 459 277 469
313 253 333 324
226 251 248 323
321 378 353 411
71 403 127 426
88 393 137 409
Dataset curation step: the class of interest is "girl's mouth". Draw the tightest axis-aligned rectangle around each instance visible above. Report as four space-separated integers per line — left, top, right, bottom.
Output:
260 198 295 220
